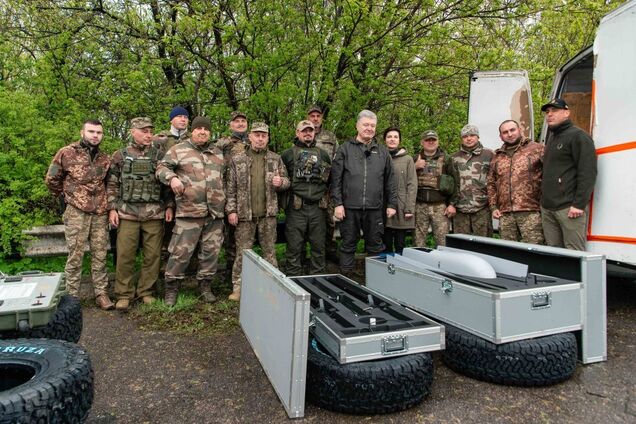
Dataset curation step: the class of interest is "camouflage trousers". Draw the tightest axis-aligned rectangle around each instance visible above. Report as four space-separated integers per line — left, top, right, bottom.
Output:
499 211 544 245
165 217 224 282
414 202 449 247
453 207 492 237
114 218 164 300
62 204 109 297
232 217 278 290
541 206 588 251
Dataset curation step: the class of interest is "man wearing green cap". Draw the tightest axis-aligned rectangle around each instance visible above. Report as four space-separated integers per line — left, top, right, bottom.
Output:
226 122 289 301
215 111 249 273
157 116 226 306
107 117 174 310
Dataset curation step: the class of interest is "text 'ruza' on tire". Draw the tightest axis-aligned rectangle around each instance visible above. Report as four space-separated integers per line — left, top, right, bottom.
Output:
238 250 444 418
366 234 607 386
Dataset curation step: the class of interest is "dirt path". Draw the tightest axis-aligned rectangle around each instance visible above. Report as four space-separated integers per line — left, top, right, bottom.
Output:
82 279 636 423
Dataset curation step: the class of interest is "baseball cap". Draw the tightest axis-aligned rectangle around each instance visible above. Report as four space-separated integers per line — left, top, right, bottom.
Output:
307 105 323 114
541 98 569 112
131 117 153 129
250 122 269 133
296 120 314 131
460 124 479 137
421 130 439 140
231 111 247 121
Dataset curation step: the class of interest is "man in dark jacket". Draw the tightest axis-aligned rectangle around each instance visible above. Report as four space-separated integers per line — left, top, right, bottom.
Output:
331 110 398 274
540 98 597 251
281 120 331 275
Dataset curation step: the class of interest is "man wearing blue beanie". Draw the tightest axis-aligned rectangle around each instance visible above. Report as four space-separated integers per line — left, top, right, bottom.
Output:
156 106 190 153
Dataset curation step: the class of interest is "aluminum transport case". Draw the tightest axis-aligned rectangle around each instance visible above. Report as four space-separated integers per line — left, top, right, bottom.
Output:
0 271 66 331
366 235 606 364
240 250 444 418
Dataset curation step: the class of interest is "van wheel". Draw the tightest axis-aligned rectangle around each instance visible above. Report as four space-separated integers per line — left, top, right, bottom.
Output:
0 339 94 423
442 325 577 386
306 335 433 414
0 295 82 343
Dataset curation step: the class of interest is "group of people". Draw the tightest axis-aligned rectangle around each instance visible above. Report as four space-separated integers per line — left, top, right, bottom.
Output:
45 97 597 311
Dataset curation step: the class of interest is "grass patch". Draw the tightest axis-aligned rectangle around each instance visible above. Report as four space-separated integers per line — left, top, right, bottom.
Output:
129 286 240 336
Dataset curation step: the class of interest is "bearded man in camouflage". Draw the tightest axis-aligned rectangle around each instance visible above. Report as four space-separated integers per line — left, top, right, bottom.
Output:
107 117 175 310
156 116 225 306
488 120 545 244
446 124 494 237
45 119 115 310
226 122 289 301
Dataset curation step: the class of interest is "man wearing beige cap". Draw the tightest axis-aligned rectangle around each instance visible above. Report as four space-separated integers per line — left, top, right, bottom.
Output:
215 110 249 273
413 129 454 246
107 117 174 310
447 124 494 237
226 122 289 300
281 120 332 275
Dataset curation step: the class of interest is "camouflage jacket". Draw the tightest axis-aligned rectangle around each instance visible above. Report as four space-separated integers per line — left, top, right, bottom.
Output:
413 148 453 204
107 141 174 221
487 138 544 214
154 129 189 156
215 134 247 186
45 141 110 215
226 148 290 221
449 143 494 213
314 127 339 160
156 140 225 219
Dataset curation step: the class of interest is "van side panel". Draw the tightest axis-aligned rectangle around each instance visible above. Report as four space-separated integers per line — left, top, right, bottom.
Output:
587 0 636 263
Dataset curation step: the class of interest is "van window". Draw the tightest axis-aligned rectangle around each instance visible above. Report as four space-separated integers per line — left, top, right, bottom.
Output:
557 53 593 135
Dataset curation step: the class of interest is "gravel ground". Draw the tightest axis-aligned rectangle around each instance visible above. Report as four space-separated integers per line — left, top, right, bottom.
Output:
81 275 636 424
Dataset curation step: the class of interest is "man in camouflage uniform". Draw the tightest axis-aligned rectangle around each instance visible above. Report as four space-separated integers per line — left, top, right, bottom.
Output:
281 120 331 275
226 122 289 301
307 105 339 261
488 120 545 244
413 130 454 247
447 124 494 237
156 116 225 306
215 111 249 272
45 119 115 310
107 117 175 311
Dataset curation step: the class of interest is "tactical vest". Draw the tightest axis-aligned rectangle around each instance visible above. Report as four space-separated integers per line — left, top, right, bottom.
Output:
292 145 330 184
120 147 162 203
417 153 445 189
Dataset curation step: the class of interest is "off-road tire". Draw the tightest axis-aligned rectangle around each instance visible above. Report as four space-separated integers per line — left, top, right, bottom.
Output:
306 336 433 414
0 338 94 423
0 295 82 343
442 324 578 386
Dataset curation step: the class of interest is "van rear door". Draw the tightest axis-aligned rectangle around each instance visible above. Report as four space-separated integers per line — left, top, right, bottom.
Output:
468 70 534 151
587 1 636 265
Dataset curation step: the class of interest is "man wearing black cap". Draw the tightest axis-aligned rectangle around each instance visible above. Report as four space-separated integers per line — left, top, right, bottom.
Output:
540 98 597 251
215 111 249 272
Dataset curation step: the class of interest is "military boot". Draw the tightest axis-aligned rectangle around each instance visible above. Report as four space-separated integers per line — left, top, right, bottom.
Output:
164 280 179 307
228 285 241 302
198 280 217 303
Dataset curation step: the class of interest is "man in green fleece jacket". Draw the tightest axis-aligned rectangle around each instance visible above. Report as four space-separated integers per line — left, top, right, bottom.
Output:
540 98 597 251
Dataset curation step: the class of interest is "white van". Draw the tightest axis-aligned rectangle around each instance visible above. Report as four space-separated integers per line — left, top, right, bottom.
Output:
469 0 636 277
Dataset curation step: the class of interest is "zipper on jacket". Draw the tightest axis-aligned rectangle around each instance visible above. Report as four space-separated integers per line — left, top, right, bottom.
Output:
362 148 367 210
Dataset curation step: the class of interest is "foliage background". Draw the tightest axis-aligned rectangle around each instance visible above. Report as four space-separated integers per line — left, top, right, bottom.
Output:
0 0 625 257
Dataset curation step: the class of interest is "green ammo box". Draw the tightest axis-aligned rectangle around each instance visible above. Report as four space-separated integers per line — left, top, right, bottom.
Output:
0 272 66 332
